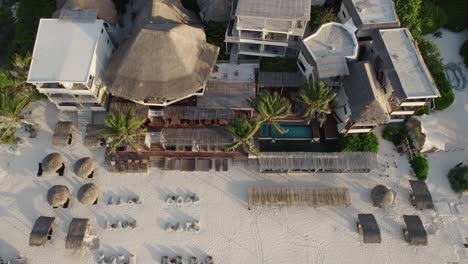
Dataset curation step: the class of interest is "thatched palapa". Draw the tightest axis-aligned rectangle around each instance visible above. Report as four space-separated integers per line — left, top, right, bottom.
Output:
163 106 234 121
47 185 70 208
30 216 55 247
160 128 233 147
403 215 428 246
84 124 104 148
248 186 351 209
61 0 118 23
371 185 394 208
74 157 97 178
66 218 90 249
357 214 381 243
42 153 65 173
409 180 434 210
109 99 149 121
258 152 378 173
52 121 72 146
77 183 99 205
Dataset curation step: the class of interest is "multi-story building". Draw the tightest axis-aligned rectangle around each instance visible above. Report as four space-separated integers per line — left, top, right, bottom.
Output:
338 0 400 38
27 12 115 112
225 0 311 60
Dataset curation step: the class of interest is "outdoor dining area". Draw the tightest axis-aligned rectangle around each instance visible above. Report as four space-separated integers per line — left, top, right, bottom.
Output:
159 128 234 152
161 106 233 126
164 158 215 171
110 159 149 173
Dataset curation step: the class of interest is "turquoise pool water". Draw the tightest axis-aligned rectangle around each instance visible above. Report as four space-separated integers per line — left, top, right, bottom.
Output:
259 122 312 139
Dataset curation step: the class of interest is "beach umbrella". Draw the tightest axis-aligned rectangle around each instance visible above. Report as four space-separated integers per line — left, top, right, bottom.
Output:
77 183 99 205
47 185 70 207
74 157 97 178
42 153 64 173
371 185 394 208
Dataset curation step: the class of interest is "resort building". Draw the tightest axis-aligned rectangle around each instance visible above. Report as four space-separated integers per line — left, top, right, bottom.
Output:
225 0 311 60
298 22 358 81
27 13 115 112
104 0 219 107
338 0 400 38
362 28 440 122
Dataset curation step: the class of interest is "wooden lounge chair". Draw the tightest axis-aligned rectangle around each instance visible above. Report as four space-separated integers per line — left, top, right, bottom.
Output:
223 159 228 171
215 159 221 171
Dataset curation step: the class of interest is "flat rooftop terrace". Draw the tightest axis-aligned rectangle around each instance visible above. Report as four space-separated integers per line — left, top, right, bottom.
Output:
350 0 399 25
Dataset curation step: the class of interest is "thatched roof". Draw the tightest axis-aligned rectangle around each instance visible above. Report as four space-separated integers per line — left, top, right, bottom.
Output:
358 214 381 243
47 185 70 207
258 72 306 88
66 218 90 249
403 215 427 245
197 80 256 110
258 152 379 173
163 106 234 121
62 0 118 23
160 128 234 146
105 23 219 105
42 153 65 173
344 62 390 126
109 99 149 120
77 183 99 205
248 186 351 208
409 180 435 210
30 216 55 247
74 157 97 178
370 185 394 208
84 124 104 148
52 121 73 146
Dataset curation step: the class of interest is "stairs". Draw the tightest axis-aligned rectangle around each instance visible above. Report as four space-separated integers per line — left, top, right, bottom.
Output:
77 110 93 128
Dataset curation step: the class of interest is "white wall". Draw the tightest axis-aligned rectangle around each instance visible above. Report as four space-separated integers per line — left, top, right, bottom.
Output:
90 24 115 85
297 52 314 81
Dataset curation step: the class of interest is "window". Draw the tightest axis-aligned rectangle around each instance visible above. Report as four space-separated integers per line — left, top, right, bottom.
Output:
297 21 303 29
298 59 307 72
342 11 347 18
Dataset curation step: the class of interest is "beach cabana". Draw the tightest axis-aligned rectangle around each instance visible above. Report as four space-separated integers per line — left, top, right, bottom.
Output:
357 214 381 243
66 218 90 249
84 124 105 148
74 157 97 178
409 180 434 210
248 186 351 209
77 183 99 205
47 185 70 208
52 121 73 146
30 216 55 247
371 185 394 208
42 153 65 173
403 215 428 245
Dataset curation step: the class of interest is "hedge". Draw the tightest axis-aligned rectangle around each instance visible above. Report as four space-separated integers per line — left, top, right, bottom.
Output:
410 155 429 181
448 165 468 193
341 133 379 153
382 125 407 146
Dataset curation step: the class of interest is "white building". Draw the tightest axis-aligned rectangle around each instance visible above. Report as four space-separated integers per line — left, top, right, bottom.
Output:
338 0 400 38
225 0 311 60
298 22 358 81
28 15 115 112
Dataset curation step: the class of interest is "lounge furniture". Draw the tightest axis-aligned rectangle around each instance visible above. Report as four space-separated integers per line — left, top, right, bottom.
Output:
409 180 435 210
357 214 381 243
403 215 428 246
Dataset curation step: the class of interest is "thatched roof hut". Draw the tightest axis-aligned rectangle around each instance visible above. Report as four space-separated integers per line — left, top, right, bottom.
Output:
62 0 118 24
74 157 97 178
84 124 104 148
409 180 434 210
66 218 90 249
371 185 394 208
30 216 55 247
77 183 99 205
47 185 70 208
52 121 73 146
403 215 428 246
248 186 351 209
357 214 381 243
42 153 65 173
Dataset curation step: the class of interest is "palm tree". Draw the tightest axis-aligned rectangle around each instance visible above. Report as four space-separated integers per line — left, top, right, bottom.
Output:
294 81 336 126
247 90 291 134
225 114 262 156
99 110 148 153
5 53 37 95
0 88 31 143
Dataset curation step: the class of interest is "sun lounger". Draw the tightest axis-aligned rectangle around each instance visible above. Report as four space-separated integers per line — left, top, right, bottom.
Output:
196 159 212 171
222 159 228 171
215 159 221 171
164 159 174 170
174 159 182 170
181 159 196 171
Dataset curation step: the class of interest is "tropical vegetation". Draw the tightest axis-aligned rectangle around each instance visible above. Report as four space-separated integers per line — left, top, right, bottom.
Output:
225 114 262 156
99 110 148 153
294 81 336 126
448 165 468 193
410 154 429 181
248 90 291 134
260 58 298 72
309 6 338 32
340 133 379 153
0 88 31 143
382 124 408 146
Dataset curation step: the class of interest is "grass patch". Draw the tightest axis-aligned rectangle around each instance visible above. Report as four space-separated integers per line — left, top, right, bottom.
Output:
260 58 298 72
382 125 408 146
448 165 468 193
410 155 429 181
204 21 228 60
340 133 379 153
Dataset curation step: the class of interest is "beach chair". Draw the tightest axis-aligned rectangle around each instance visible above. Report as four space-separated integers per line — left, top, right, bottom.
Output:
222 159 228 171
215 159 221 171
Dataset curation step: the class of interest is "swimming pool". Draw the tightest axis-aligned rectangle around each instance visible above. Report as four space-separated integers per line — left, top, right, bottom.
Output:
259 121 313 139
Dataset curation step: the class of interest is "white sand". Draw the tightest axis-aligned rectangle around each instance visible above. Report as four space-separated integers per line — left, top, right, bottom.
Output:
0 100 467 264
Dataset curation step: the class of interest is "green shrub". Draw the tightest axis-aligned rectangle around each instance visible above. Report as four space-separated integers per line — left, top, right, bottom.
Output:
260 58 298 72
414 105 429 116
341 133 379 153
309 7 338 32
382 125 407 146
448 165 468 193
420 0 447 34
410 155 429 181
460 40 468 68
394 0 423 36
0 6 15 65
438 0 468 32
